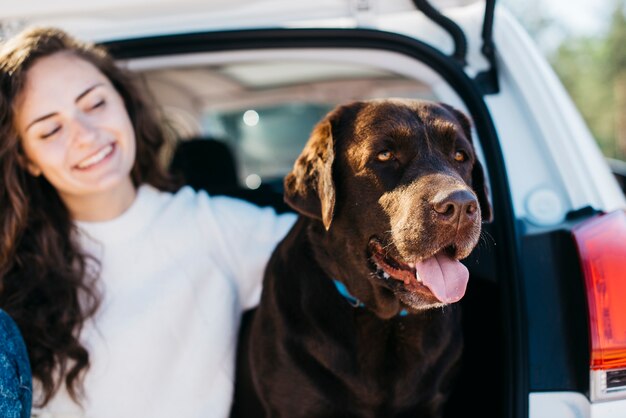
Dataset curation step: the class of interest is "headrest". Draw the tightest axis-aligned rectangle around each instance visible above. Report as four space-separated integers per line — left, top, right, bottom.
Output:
170 138 239 192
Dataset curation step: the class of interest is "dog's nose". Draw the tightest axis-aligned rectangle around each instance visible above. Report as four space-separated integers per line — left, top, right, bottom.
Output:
432 189 478 224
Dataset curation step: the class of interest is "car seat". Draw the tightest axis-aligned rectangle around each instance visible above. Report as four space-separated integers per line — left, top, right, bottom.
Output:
169 138 293 213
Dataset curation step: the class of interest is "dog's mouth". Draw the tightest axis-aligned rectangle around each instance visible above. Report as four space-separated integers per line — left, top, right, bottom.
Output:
368 239 469 305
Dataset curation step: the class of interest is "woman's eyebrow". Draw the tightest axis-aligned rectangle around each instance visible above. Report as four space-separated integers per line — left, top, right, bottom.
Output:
26 112 57 132
75 83 104 103
25 83 105 132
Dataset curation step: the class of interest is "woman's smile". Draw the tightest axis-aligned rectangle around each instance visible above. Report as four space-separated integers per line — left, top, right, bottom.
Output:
74 142 116 171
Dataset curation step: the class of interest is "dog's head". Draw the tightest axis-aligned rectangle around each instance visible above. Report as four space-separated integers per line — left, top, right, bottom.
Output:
285 99 491 318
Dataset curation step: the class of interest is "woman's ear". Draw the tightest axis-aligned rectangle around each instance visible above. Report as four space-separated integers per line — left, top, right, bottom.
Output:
26 161 42 177
17 151 42 177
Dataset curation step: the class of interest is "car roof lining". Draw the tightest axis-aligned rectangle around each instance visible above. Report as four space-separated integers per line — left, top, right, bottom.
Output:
129 48 453 111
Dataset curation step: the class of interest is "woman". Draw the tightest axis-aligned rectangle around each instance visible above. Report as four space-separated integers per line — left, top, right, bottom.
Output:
0 27 296 417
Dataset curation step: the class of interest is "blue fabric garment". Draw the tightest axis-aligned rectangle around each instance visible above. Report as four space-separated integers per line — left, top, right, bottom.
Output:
0 310 32 418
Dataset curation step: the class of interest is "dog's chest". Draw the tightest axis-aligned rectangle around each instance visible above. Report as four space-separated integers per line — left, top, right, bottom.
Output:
335 312 457 382
254 309 460 416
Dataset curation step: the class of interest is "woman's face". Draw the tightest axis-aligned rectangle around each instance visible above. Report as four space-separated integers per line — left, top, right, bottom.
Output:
14 51 136 218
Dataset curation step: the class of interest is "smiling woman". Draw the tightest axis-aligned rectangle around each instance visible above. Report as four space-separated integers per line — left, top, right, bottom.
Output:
0 26 296 417
0 28 174 409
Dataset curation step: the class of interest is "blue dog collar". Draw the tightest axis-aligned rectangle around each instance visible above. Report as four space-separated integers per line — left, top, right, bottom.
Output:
333 280 365 308
332 280 408 316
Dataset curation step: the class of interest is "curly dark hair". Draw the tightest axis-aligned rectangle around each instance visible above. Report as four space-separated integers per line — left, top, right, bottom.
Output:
0 27 173 406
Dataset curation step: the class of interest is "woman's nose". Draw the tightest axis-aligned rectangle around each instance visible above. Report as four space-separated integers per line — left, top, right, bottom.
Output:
71 114 99 146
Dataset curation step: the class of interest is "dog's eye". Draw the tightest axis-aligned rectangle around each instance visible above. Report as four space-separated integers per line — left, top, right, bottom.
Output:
377 150 394 162
454 150 468 163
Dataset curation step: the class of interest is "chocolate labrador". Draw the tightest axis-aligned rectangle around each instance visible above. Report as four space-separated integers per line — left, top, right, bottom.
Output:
231 99 491 418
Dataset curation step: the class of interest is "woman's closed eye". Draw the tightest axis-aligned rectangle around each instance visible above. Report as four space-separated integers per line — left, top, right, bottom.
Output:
88 99 105 111
40 125 62 140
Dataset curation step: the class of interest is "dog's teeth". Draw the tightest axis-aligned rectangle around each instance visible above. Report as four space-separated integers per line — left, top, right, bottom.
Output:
408 262 415 268
383 272 390 279
415 274 422 283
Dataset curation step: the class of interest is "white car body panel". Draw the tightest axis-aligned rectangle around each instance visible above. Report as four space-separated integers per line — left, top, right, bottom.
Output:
530 392 626 418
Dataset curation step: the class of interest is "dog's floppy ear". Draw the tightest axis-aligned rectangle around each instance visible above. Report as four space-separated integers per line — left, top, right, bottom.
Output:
284 117 336 230
441 103 493 222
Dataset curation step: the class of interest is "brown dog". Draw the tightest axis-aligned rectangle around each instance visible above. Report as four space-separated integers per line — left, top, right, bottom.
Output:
231 99 491 418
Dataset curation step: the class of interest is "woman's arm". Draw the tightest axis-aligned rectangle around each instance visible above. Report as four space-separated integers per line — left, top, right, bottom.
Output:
196 191 297 310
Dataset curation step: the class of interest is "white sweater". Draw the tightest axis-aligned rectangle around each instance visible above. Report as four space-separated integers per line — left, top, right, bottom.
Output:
32 185 296 418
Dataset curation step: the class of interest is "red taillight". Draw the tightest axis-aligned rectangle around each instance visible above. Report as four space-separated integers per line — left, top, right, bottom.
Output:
573 210 626 371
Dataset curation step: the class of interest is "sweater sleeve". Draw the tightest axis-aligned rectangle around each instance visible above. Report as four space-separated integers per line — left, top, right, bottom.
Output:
195 192 297 310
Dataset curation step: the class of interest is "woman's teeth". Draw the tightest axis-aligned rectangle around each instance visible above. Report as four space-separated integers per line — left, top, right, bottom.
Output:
77 144 114 169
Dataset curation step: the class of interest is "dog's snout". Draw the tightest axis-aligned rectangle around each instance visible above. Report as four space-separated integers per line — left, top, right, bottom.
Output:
432 189 478 224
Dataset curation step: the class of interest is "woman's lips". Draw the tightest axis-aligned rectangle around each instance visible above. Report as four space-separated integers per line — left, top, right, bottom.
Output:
75 143 115 170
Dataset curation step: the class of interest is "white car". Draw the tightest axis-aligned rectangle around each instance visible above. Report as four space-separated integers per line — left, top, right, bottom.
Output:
3 1 625 417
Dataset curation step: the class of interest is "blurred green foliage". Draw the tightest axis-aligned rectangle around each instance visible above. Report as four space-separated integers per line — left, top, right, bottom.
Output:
549 1 626 159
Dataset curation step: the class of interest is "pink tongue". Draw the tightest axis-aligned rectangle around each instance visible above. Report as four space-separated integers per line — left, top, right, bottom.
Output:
414 254 469 303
